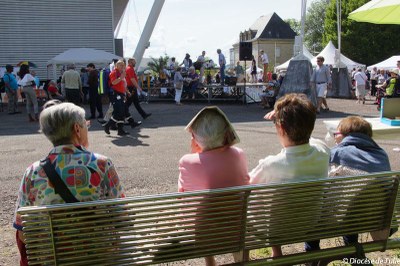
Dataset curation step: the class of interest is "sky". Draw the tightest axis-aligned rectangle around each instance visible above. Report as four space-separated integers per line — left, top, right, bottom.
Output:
115 0 314 64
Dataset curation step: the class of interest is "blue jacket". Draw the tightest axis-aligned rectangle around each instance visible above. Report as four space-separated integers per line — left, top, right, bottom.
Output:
330 133 391 173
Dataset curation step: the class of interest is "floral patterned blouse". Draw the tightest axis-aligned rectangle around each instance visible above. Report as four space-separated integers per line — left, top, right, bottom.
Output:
13 145 125 230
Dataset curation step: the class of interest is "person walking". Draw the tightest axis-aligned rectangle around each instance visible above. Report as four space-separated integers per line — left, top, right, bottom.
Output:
353 68 368 104
310 56 331 113
370 67 378 96
104 60 134 136
61 64 83 106
87 63 103 119
217 49 226 86
125 58 151 120
18 64 39 121
3 64 20 114
80 67 89 104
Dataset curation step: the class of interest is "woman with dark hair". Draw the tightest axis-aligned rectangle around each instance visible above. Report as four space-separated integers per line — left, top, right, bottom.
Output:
18 64 39 121
251 55 257 83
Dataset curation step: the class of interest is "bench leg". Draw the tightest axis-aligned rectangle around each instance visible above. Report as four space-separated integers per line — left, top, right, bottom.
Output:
233 250 249 263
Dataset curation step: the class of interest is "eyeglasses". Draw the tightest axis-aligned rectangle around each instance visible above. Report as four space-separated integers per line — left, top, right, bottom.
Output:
85 120 91 129
333 132 342 137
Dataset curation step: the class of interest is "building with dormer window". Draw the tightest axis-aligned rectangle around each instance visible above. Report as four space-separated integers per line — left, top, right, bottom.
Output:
230 13 296 70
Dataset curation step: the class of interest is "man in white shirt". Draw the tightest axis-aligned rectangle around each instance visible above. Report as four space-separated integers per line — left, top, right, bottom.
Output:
259 50 269 82
197 51 206 83
353 68 368 104
217 49 226 86
249 93 329 258
61 64 83 106
310 56 332 113
370 66 378 96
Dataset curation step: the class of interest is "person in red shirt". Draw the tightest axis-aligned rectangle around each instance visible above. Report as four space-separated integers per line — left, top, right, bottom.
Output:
126 58 151 119
47 80 64 101
104 60 139 136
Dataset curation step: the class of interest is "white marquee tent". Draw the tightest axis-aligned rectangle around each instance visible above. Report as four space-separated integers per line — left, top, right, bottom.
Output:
311 41 365 69
367 55 400 70
275 45 314 72
47 48 120 66
46 48 121 79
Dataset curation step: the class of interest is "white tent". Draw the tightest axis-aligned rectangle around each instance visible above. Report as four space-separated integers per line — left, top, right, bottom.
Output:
47 48 120 66
367 55 400 70
275 45 314 72
311 41 365 69
46 48 121 79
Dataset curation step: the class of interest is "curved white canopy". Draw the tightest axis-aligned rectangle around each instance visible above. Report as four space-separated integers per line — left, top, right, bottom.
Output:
47 48 120 66
367 55 400 70
275 45 314 71
311 41 365 69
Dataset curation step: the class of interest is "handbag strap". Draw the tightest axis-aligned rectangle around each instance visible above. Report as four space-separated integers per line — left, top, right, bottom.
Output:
41 157 79 203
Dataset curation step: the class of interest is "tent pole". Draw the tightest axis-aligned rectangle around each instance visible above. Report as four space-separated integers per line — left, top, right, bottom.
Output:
336 0 342 69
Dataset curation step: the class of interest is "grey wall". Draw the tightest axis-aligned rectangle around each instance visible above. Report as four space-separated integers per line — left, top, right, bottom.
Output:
278 60 317 106
0 0 126 80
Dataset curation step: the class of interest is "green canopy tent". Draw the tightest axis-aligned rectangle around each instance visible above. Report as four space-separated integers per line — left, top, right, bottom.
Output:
349 0 400 24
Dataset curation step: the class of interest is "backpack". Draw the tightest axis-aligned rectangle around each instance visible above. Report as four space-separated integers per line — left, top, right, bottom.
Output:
0 73 11 93
0 77 5 93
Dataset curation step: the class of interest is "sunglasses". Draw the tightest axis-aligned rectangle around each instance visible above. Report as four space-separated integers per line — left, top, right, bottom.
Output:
333 132 342 137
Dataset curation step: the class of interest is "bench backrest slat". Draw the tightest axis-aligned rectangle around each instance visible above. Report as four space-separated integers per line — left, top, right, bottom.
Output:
18 172 400 265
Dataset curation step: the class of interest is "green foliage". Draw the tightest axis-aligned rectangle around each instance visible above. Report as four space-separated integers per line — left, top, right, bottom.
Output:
147 55 169 77
284 18 301 35
323 0 400 66
250 247 271 259
304 0 330 54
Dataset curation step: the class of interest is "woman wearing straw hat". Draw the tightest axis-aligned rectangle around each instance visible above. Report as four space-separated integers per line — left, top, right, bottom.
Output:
178 106 250 266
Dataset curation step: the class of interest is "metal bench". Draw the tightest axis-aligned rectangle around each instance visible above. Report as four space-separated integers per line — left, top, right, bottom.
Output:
17 172 400 265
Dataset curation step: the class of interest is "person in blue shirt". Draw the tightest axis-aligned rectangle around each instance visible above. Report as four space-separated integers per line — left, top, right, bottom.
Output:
3 64 20 114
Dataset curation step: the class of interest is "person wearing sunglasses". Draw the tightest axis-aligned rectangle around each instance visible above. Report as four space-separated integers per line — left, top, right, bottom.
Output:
310 56 331 114
326 118 391 265
330 116 390 177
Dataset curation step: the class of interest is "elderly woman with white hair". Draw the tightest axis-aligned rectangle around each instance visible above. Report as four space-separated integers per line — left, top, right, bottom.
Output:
178 106 249 266
13 102 125 266
184 66 199 100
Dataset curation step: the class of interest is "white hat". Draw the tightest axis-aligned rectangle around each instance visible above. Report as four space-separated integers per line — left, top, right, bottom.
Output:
185 106 240 146
390 68 399 75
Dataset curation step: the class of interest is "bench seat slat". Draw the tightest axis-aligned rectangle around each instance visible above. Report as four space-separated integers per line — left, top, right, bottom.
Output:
17 172 400 266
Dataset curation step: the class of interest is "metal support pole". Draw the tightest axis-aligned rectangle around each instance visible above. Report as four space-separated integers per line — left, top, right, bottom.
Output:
133 0 165 70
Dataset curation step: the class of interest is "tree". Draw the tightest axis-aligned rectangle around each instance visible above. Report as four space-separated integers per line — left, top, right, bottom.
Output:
323 0 400 66
285 18 301 35
304 0 330 54
147 55 169 77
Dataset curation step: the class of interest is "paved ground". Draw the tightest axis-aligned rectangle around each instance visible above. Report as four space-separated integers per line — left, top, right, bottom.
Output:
1 97 399 265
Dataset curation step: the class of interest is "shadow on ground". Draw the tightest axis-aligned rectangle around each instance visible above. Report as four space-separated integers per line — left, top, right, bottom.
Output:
0 98 379 137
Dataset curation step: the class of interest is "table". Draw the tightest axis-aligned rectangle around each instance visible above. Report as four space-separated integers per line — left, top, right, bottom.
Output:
323 118 400 140
146 83 268 104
